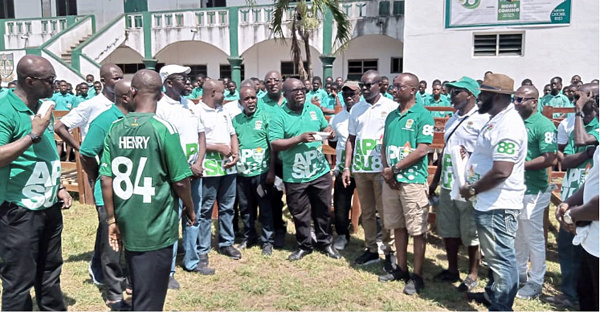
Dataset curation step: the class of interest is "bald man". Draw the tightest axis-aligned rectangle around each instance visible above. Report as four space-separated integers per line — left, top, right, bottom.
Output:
100 70 196 311
513 85 557 300
79 80 132 310
0 55 72 311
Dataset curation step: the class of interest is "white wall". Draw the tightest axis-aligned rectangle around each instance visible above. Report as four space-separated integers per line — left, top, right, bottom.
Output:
102 46 144 64
242 39 322 79
404 0 600 91
154 41 229 79
14 0 42 19
332 34 403 81
77 0 125 28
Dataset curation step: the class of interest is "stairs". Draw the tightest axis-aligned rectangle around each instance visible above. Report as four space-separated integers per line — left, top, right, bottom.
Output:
60 35 91 66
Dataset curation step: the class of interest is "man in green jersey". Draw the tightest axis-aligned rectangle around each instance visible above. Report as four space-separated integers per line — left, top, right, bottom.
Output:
380 73 434 295
189 73 205 101
539 77 572 118
269 78 340 261
52 80 77 111
424 83 452 118
305 76 328 107
233 86 276 256
75 81 93 107
80 80 132 311
258 70 288 248
380 76 394 100
513 85 558 300
0 55 72 311
100 70 196 311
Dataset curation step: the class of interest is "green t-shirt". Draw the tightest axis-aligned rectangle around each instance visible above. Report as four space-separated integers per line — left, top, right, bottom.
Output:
561 117 599 200
99 113 192 252
257 93 286 115
523 112 557 194
190 87 203 99
52 92 78 111
424 95 452 118
383 92 394 100
0 91 60 210
232 108 271 177
305 89 328 106
539 93 573 118
74 94 93 108
383 104 434 184
224 90 239 102
79 105 124 206
268 103 330 183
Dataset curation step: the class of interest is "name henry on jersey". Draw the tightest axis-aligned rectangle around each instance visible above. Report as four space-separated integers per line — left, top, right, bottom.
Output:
119 136 150 149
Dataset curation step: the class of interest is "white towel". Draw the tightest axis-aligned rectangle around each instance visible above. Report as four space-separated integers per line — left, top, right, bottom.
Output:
449 145 467 202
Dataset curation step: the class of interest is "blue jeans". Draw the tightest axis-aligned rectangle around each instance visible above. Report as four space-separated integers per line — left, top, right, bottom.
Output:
198 175 237 254
474 209 520 311
171 178 203 272
557 226 583 302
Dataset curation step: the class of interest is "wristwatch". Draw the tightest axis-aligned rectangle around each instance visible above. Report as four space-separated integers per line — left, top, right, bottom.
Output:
575 111 585 118
468 185 477 196
28 132 42 144
563 210 574 225
391 164 401 174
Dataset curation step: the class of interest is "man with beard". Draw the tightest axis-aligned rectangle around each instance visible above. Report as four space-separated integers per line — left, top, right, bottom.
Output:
268 78 340 261
460 73 527 311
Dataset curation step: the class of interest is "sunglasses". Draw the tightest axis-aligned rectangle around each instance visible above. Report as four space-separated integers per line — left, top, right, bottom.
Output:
514 97 536 104
450 88 469 96
31 76 56 85
359 81 380 90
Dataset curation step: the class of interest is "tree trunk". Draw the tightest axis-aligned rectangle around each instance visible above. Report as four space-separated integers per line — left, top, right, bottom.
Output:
291 8 307 80
302 30 312 80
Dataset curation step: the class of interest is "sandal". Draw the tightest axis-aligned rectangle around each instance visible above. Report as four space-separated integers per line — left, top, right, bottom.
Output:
458 275 478 292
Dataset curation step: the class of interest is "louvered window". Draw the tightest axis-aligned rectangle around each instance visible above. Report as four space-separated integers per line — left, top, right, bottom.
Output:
474 33 523 57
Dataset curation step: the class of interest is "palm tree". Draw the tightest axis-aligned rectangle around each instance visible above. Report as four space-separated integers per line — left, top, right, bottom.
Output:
271 0 350 81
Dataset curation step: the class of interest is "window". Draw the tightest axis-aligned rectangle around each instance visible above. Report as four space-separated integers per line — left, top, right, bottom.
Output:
56 0 77 16
205 0 226 8
116 63 145 74
390 57 402 73
280 61 307 79
393 1 405 16
347 59 378 80
378 1 390 16
185 65 208 80
474 33 523 57
219 64 245 81
123 0 148 13
0 0 14 19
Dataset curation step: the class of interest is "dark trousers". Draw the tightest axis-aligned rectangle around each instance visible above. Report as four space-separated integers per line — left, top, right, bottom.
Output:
0 202 66 311
125 245 172 311
578 250 599 311
284 173 333 250
271 163 285 231
237 173 274 245
95 205 125 301
333 175 355 238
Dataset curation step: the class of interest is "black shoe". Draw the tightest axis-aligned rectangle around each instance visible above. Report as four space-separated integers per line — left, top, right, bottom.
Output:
184 262 216 275
199 253 210 266
403 274 425 295
219 246 242 260
262 244 273 256
168 276 180 290
378 268 410 283
274 229 286 249
354 250 380 265
288 248 312 261
319 245 341 259
238 239 258 250
383 252 398 273
107 300 132 311
433 269 461 283
465 292 491 307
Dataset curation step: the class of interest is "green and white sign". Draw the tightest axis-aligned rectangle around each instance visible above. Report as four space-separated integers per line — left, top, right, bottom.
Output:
445 0 571 28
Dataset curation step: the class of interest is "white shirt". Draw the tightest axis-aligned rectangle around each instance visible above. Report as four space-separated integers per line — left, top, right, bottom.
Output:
330 108 351 173
466 104 527 211
440 106 490 190
578 146 599 257
60 93 113 139
197 101 237 177
557 115 575 146
156 94 204 164
223 101 243 120
347 94 398 173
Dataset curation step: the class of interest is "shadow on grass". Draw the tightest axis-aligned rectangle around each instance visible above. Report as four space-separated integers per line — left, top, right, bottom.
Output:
65 250 94 263
32 293 77 311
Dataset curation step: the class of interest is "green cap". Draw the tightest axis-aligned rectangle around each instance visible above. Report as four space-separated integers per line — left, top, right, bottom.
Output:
445 76 480 97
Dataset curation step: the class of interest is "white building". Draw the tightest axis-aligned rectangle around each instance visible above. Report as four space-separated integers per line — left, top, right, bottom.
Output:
0 0 596 90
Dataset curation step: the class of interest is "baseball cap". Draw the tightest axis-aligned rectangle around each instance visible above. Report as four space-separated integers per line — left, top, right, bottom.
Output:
445 76 480 97
342 80 360 91
159 65 191 83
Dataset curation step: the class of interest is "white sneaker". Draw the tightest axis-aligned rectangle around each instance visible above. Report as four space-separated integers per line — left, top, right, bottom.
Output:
516 282 542 300
333 235 348 250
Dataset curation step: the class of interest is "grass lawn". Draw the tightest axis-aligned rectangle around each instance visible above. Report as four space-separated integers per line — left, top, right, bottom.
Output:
18 201 572 311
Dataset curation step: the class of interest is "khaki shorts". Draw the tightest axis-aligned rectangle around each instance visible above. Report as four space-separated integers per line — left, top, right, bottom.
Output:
382 182 429 236
436 188 479 246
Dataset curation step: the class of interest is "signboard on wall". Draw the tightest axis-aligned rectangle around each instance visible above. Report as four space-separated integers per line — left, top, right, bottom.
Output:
445 0 571 29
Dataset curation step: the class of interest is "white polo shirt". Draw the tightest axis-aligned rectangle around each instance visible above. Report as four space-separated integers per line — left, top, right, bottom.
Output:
197 101 237 177
440 106 490 190
578 146 599 257
156 94 204 165
557 115 575 146
60 93 113 139
466 104 527 211
223 101 243 120
330 107 351 174
347 94 398 173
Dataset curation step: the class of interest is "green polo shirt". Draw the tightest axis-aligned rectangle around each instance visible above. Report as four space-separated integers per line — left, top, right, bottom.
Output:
257 93 286 115
305 89 328 106
224 90 239 102
424 95 452 118
232 108 271 177
539 93 573 118
0 91 60 210
190 87 203 99
52 92 77 111
561 118 599 199
79 105 124 206
74 94 93 108
268 103 329 183
523 112 557 194
383 104 434 184
383 92 394 100
257 90 267 99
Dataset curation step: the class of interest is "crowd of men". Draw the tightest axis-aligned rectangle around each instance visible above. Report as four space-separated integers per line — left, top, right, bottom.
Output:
0 54 597 312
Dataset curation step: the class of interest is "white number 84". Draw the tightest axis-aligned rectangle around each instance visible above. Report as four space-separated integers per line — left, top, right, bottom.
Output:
112 156 156 203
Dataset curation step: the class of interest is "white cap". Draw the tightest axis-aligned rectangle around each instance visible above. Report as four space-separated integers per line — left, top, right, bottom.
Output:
159 65 191 83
